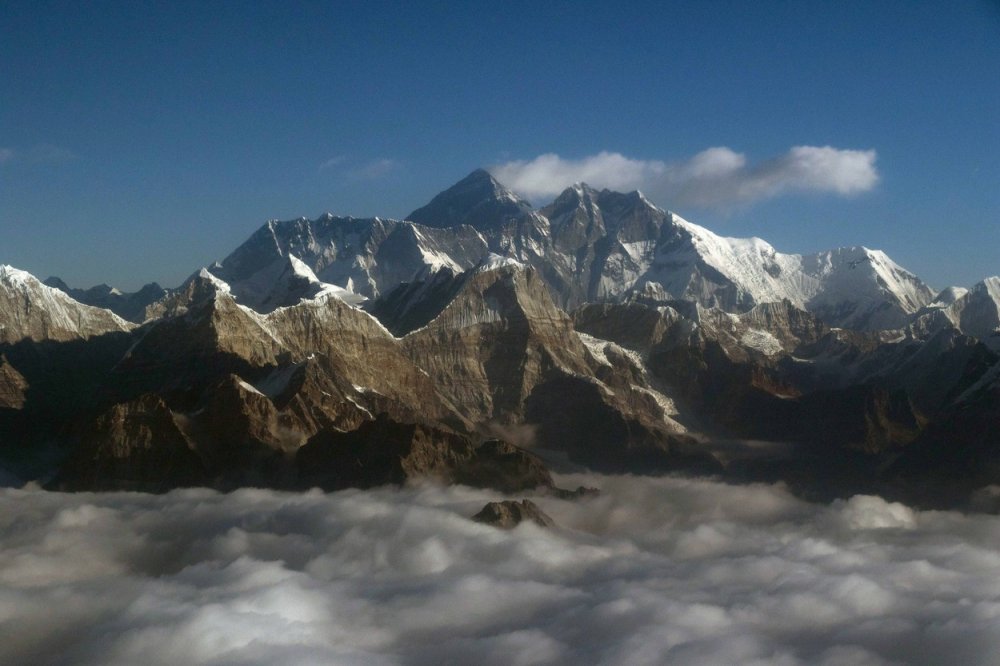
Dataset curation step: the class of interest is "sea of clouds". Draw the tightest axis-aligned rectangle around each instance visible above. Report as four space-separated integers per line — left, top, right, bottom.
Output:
3 474 1000 665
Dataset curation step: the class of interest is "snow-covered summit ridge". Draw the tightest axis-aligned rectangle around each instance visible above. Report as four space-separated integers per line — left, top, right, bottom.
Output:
209 213 490 305
911 276 1000 341
0 264 134 343
476 253 524 273
10 170 984 336
193 170 941 330
613 202 934 329
407 168 534 231
201 253 367 314
197 267 232 293
928 286 970 309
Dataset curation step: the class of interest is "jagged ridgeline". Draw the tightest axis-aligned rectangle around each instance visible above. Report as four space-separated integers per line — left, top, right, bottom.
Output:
1 170 998 505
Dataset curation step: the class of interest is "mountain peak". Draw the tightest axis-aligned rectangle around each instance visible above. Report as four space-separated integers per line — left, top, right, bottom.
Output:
43 276 71 292
406 169 533 231
0 264 134 343
465 167 496 182
555 182 599 203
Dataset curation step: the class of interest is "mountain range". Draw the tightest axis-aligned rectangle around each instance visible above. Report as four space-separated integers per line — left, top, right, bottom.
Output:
2 169 998 506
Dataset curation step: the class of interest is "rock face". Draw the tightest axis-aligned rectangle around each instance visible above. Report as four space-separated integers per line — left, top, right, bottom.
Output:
226 253 366 314
207 215 489 301
27 255 727 492
0 356 27 410
190 170 933 330
298 415 553 492
573 296 1000 502
2 169 999 504
56 394 208 492
472 499 555 529
43 276 167 323
911 277 1000 343
408 168 534 231
400 261 714 473
0 265 134 343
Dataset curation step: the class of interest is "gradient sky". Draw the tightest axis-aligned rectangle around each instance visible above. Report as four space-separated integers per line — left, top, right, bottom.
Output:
2 1 998 291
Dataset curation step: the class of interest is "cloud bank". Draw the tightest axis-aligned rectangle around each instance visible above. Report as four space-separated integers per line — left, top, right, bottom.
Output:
492 146 878 209
2 475 999 665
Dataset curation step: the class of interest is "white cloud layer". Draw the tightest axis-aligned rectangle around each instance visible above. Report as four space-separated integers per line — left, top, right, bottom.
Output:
2 475 1000 665
492 146 878 209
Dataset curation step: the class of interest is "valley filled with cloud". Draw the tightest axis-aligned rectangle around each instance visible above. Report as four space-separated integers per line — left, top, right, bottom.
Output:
3 474 1000 665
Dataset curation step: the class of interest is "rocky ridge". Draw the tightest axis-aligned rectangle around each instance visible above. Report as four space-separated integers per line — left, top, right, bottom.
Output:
0 265 134 343
472 499 555 529
2 170 999 506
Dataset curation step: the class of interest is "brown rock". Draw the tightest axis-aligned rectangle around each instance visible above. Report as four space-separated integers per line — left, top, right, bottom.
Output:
472 499 554 529
0 355 27 410
55 394 207 492
403 264 594 425
0 265 133 344
296 414 553 492
545 485 601 500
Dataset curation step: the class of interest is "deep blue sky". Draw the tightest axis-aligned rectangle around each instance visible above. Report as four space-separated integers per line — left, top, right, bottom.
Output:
2 1 998 291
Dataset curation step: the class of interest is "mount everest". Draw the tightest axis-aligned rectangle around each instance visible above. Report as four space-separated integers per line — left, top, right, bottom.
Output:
1 169 998 506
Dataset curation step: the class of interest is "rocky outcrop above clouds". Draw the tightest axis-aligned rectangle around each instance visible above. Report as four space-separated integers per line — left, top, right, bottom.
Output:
472 499 555 529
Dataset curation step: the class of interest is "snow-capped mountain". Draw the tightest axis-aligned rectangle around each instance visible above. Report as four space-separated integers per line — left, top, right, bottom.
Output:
0 265 134 343
797 247 935 330
538 182 934 327
224 253 366 313
407 168 534 231
209 215 489 301
1 168 998 505
197 171 934 331
911 277 1000 343
42 277 166 323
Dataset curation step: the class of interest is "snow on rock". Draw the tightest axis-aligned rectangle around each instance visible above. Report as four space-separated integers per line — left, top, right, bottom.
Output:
221 252 367 313
577 332 614 366
928 286 970 309
646 218 933 330
196 267 232 294
134 170 940 334
799 247 934 330
0 265 135 343
476 253 525 273
740 329 784 356
576 331 685 427
911 276 1000 341
209 214 487 305
236 378 265 396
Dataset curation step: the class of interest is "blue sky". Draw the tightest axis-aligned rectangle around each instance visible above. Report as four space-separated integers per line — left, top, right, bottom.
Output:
2 1 998 291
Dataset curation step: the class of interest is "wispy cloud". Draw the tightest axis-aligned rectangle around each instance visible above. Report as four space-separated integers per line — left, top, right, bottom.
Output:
26 143 77 165
350 157 399 180
0 144 78 166
318 155 347 171
318 155 400 180
492 146 879 209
